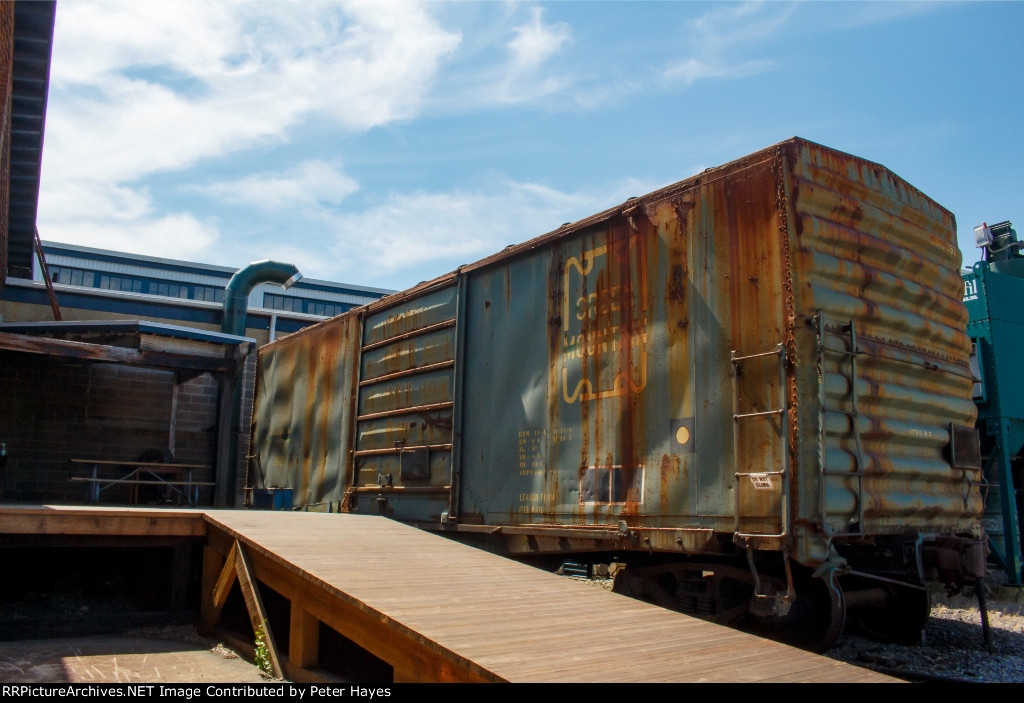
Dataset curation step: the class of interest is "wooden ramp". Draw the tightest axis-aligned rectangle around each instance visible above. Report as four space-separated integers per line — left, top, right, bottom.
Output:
0 506 897 683
202 510 894 683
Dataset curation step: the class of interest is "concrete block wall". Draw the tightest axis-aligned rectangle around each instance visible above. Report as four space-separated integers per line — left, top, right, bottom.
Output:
0 351 221 504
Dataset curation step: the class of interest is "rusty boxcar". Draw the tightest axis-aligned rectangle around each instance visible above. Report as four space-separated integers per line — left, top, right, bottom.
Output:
248 138 985 650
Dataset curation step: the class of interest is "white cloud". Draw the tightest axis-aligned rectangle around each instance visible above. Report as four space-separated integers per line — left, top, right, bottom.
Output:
429 5 575 110
498 7 573 103
508 7 571 74
663 1 795 87
310 176 658 285
38 1 463 274
74 213 218 262
202 161 359 212
664 57 774 86
39 178 218 262
44 1 461 184
826 1 940 31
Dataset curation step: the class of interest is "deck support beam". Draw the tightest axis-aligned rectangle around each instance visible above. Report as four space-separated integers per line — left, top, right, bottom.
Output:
201 537 285 679
234 540 284 679
289 606 320 670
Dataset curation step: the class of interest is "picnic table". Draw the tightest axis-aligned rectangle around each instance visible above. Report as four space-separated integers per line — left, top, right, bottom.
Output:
69 459 213 506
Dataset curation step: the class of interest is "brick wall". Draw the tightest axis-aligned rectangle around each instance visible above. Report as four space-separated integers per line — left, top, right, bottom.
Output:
0 351 222 504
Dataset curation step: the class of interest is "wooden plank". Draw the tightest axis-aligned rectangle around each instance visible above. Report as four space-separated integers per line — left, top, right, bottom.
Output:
200 545 226 635
0 331 234 372
434 621 750 658
289 605 319 669
0 506 205 537
211 541 239 611
233 540 284 678
69 460 210 469
69 478 216 487
70 478 216 486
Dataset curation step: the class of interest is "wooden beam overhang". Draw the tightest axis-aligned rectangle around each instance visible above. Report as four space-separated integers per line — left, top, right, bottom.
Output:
0 331 241 373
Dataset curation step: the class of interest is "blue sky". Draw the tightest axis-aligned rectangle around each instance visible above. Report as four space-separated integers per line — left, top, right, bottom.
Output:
37 1 1024 290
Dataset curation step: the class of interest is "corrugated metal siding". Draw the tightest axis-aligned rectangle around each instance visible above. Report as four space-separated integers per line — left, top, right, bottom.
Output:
250 313 361 507
458 151 789 537
784 140 980 546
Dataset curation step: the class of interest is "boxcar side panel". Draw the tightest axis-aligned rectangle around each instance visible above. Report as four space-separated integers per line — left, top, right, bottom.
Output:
352 284 459 521
457 150 789 538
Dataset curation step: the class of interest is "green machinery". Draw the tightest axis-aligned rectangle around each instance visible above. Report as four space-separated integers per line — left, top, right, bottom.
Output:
963 220 1024 586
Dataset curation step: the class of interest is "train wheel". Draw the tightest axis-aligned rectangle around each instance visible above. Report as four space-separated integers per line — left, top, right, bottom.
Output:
754 571 845 653
848 584 930 644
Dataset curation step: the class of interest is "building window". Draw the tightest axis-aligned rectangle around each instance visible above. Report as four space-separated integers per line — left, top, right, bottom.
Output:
153 282 176 298
99 274 144 294
49 265 227 303
264 293 350 318
50 266 94 288
195 285 224 303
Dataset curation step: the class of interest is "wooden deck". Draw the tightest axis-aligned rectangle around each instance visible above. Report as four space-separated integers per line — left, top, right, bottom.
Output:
0 505 897 683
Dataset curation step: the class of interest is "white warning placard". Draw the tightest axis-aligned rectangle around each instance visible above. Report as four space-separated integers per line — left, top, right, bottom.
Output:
749 474 775 490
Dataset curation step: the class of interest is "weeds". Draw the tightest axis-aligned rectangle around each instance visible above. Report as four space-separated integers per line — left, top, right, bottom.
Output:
254 625 272 675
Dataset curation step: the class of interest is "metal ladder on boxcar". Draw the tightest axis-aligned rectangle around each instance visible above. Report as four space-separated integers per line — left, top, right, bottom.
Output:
730 342 794 612
815 313 868 537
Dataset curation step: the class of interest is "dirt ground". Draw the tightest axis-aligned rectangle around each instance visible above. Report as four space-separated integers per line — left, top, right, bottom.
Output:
0 626 270 684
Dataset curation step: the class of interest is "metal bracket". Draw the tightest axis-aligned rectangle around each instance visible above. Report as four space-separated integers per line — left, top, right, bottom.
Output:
745 545 794 617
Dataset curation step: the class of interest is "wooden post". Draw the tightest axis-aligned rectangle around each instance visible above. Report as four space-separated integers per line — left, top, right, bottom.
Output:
234 541 283 678
200 545 226 635
289 605 320 669
201 543 237 635
169 376 180 455
214 372 236 507
170 542 191 613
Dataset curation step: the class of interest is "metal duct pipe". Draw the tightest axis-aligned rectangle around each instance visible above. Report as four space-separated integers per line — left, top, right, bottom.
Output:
218 260 301 507
221 260 302 336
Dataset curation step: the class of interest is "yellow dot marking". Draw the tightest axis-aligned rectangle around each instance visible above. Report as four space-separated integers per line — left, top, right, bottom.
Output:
676 426 690 445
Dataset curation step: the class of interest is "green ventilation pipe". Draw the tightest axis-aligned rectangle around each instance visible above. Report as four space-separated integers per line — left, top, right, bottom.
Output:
218 260 301 507
221 260 302 336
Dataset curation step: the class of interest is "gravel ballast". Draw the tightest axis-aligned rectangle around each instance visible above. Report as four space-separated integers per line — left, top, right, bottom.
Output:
826 585 1024 683
577 574 1024 682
